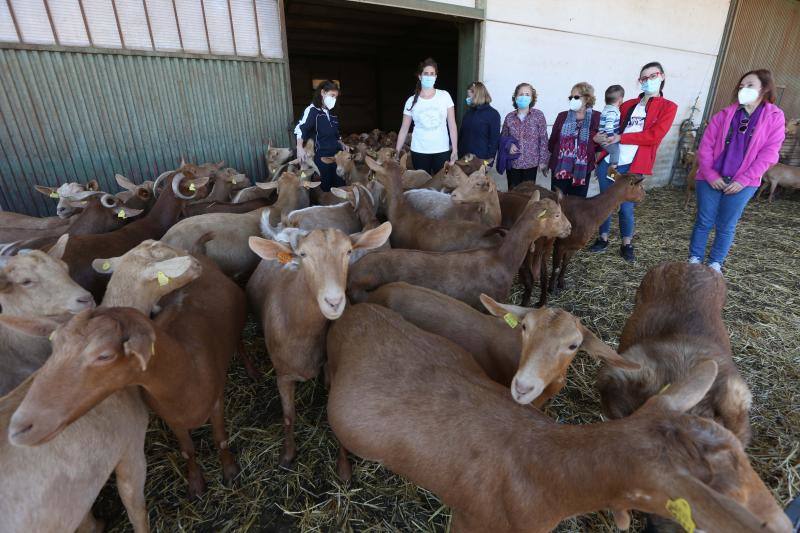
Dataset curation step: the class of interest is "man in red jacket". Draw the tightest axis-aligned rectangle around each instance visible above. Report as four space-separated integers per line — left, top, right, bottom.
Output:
590 61 678 262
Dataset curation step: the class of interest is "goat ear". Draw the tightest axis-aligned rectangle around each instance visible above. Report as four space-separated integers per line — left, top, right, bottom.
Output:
633 175 646 185
0 314 61 338
92 256 122 275
256 181 279 190
331 187 349 199
141 256 200 284
555 188 564 205
86 179 100 191
34 185 56 196
115 174 136 191
364 156 382 173
112 206 143 219
351 221 391 250
479 294 528 320
249 236 294 262
529 190 541 203
137 187 151 199
303 181 321 189
48 234 69 260
577 322 638 369
646 360 718 414
123 318 156 372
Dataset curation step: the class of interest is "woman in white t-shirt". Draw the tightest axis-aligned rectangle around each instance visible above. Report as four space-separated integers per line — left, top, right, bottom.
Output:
395 57 458 175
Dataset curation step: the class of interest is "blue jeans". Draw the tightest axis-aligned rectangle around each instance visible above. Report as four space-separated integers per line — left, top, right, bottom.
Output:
597 159 634 239
688 180 757 264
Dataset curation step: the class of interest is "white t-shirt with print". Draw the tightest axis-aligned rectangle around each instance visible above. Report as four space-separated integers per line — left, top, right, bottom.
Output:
610 101 647 166
403 89 454 154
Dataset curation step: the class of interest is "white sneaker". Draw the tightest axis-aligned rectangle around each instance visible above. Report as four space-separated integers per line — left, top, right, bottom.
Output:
708 262 722 273
688 256 701 264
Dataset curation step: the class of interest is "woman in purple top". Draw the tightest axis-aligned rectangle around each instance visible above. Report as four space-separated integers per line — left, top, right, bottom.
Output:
547 82 601 198
689 69 786 272
499 83 550 189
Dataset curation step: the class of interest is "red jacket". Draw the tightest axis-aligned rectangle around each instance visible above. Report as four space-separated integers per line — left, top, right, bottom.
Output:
612 94 678 175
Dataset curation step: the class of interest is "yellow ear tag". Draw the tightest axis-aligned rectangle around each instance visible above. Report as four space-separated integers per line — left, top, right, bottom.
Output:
49 331 54 341
188 183 196 192
156 271 170 286
659 383 671 394
537 209 547 218
483 160 489 167
231 178 237 184
503 313 519 329
300 171 306 179
49 191 59 199
102 261 111 271
117 209 126 219
666 498 695 533
151 342 155 355
277 251 293 264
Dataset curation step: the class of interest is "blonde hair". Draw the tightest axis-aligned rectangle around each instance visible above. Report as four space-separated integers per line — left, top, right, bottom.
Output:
512 83 536 109
572 82 596 108
468 81 492 105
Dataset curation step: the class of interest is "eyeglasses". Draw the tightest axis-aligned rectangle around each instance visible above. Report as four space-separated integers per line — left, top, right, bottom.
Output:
738 117 750 134
567 95 582 100
638 72 662 83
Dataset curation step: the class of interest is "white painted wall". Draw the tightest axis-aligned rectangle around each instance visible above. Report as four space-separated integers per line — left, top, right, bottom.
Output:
480 0 731 186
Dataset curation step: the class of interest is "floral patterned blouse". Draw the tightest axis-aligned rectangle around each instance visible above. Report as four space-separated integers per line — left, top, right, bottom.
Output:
500 108 550 170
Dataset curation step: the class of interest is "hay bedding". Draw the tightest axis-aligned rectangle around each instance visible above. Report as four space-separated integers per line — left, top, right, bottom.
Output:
95 188 799 532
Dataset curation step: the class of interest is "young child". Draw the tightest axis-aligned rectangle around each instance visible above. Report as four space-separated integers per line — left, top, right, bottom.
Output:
600 85 625 167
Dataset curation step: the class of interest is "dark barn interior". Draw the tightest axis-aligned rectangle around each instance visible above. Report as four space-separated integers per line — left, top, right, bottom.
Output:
285 0 461 135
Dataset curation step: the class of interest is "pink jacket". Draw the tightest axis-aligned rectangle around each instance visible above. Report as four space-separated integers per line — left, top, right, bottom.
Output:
696 102 785 187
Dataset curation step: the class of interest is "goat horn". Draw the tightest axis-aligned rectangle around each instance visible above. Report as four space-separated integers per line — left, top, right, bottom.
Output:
0 241 22 257
172 173 197 200
152 170 173 197
100 193 118 208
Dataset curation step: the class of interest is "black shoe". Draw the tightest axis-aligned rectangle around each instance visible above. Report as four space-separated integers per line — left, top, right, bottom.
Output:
589 238 609 253
620 244 635 263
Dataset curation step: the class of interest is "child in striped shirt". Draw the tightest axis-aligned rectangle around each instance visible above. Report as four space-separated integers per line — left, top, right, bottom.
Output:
600 85 625 166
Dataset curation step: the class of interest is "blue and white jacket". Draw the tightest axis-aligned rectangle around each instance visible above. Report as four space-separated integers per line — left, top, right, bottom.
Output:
294 104 341 157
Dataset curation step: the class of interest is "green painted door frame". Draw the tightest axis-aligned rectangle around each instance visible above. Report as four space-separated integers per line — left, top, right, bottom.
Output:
457 20 482 123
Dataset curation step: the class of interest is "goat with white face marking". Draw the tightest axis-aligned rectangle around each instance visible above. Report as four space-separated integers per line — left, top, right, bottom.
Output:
246 222 391 467
35 179 100 218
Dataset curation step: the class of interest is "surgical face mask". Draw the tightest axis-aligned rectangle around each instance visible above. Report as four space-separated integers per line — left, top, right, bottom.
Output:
641 77 662 95
465 96 473 106
568 97 583 111
515 95 532 109
738 87 759 105
323 95 337 109
420 75 436 89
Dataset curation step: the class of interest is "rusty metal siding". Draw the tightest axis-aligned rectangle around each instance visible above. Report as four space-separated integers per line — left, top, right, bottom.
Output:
0 48 292 216
710 0 800 118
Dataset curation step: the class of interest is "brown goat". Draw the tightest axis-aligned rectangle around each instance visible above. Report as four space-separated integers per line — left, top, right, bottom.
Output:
55 171 208 302
598 262 753 445
256 170 320 226
758 163 800 202
246 222 391 466
115 174 156 213
365 157 499 252
87 240 247 497
326 304 790 533
480 294 637 406
348 192 571 309
450 168 502 226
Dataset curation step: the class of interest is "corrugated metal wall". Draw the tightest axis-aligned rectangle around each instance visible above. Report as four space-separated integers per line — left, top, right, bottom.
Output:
0 49 292 216
709 0 800 118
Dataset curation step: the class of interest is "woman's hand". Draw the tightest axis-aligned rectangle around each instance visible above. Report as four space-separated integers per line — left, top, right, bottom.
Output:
509 144 520 154
709 178 727 191
450 150 458 163
723 181 744 195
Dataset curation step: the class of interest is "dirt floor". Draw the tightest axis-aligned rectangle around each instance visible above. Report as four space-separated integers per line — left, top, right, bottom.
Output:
97 187 800 532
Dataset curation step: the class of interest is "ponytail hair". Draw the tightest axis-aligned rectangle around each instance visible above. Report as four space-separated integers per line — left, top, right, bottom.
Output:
312 80 340 108
406 57 439 112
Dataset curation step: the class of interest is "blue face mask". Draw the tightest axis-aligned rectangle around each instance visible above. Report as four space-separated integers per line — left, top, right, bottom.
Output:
465 96 473 106
641 77 661 95
515 95 532 109
420 75 436 89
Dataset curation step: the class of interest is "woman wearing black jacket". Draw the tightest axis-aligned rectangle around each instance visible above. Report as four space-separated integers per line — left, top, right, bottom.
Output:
458 81 501 162
295 80 349 191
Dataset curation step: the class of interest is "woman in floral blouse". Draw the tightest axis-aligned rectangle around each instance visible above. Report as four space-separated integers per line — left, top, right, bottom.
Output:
499 83 550 189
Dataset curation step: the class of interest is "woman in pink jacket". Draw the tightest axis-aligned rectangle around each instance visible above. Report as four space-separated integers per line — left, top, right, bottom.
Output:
689 69 785 272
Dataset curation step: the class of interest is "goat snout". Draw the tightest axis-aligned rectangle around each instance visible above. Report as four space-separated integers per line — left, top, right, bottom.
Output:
72 293 96 312
510 375 544 405
319 291 346 319
336 167 345 178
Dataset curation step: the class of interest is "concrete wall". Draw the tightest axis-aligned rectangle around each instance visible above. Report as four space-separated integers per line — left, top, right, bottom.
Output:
480 0 731 186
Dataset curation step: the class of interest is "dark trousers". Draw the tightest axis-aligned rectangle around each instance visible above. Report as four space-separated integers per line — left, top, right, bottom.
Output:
552 175 590 198
506 167 538 191
315 153 345 192
411 150 451 175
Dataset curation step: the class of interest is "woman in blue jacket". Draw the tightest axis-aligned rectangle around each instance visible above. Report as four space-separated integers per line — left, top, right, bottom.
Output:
294 80 349 191
458 81 501 162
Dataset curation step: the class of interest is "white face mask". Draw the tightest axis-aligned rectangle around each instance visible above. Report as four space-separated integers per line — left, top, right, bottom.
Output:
568 97 583 112
737 87 759 105
323 95 337 109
